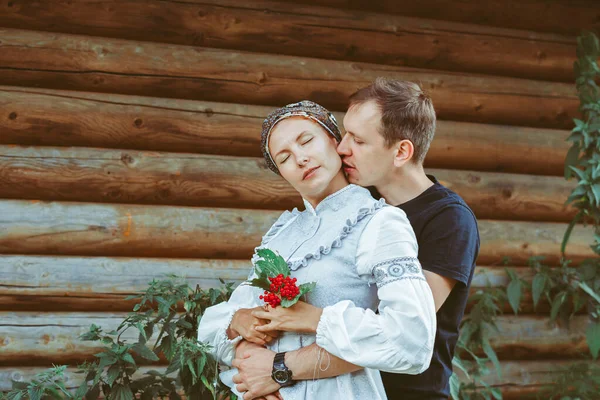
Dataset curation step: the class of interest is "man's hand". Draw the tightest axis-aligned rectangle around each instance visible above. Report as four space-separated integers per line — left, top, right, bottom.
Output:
252 301 323 334
228 307 279 345
232 344 282 400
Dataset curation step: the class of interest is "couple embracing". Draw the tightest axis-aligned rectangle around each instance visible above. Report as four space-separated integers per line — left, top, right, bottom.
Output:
198 78 479 400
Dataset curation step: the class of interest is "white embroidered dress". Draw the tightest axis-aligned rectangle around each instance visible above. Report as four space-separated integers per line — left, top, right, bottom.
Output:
198 185 436 400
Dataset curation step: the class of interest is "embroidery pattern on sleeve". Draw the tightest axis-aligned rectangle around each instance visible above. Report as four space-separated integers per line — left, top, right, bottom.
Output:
372 257 425 288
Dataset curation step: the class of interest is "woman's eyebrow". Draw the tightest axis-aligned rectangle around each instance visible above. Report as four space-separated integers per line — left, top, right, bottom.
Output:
274 131 311 158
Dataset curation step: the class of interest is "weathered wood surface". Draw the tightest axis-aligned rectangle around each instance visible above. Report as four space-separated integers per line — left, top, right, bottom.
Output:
0 256 544 312
0 200 594 265
3 361 596 397
0 87 571 176
0 312 589 365
0 0 577 82
0 367 171 391
0 145 576 221
0 28 578 129
0 255 250 311
459 360 600 400
296 0 600 36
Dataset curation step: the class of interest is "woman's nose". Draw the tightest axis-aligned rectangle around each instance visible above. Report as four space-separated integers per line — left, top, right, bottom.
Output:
297 154 309 166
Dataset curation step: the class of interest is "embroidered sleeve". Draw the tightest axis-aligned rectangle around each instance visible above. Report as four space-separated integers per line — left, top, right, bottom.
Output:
372 256 426 288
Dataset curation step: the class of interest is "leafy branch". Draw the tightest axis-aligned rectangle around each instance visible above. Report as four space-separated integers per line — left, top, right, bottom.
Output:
1 276 236 400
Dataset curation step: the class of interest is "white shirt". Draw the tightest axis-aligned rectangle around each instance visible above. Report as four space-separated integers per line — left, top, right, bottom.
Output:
198 205 436 399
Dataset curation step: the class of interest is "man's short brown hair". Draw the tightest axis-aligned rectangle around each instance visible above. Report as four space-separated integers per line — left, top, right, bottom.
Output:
349 78 436 164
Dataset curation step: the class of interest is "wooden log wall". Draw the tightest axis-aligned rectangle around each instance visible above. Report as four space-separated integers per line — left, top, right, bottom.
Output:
0 0 598 396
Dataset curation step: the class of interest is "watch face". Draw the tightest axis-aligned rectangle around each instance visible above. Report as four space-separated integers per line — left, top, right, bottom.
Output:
273 370 291 383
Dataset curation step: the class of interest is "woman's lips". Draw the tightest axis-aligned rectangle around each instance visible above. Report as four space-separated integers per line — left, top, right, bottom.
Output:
303 166 320 180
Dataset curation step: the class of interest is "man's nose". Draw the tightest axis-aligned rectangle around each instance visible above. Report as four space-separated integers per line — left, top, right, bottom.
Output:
337 135 351 156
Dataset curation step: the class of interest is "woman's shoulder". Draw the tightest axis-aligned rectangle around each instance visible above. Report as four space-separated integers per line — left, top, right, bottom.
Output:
361 204 416 244
260 208 302 246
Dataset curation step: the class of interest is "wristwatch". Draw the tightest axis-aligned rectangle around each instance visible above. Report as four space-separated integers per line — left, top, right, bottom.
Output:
271 352 295 387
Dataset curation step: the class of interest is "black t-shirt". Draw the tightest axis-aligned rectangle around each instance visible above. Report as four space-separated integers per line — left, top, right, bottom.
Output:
379 175 480 400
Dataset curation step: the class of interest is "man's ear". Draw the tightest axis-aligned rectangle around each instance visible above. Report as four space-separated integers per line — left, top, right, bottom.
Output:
393 139 414 167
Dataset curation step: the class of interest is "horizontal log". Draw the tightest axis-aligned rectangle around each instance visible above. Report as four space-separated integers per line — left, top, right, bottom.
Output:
0 86 571 176
0 312 590 365
0 256 549 313
458 360 600 400
0 0 578 82
0 28 578 129
0 367 171 392
296 0 600 37
3 361 597 397
0 145 577 221
0 255 250 311
0 200 594 265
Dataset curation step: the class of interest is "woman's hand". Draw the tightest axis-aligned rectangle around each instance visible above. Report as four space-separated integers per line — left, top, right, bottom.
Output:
228 306 279 346
252 301 323 334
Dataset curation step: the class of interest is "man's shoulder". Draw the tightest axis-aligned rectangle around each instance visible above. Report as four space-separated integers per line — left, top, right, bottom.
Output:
414 184 477 225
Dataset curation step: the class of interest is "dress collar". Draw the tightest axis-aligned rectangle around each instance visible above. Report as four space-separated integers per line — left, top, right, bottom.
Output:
302 184 368 215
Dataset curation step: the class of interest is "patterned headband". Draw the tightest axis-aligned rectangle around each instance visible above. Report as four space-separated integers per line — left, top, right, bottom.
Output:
261 100 342 174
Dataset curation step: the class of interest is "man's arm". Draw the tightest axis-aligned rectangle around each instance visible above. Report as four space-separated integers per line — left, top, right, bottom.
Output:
423 270 457 311
232 341 361 400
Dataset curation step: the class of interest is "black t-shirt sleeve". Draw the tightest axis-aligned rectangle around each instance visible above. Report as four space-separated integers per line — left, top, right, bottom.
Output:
417 204 479 286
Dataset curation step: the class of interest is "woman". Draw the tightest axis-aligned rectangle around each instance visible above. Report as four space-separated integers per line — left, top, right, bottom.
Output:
198 101 436 399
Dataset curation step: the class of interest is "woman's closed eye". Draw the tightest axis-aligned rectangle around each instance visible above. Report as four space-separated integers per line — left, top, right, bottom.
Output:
279 155 290 164
301 137 313 145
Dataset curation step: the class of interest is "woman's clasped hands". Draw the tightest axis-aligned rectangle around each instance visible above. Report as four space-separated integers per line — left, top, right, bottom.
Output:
228 306 279 346
252 300 323 334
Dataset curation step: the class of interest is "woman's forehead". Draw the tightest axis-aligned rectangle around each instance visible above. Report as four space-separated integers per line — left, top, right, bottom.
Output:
269 118 324 148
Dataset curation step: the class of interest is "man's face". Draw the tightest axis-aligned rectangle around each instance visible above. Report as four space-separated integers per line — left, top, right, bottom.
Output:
338 100 396 187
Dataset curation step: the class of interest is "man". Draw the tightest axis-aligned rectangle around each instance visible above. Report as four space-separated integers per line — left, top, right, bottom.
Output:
231 78 479 400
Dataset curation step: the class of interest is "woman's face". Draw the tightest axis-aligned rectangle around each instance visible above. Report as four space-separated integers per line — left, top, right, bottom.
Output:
268 117 348 206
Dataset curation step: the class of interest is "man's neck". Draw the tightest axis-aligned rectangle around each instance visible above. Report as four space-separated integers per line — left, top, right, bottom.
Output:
376 164 434 207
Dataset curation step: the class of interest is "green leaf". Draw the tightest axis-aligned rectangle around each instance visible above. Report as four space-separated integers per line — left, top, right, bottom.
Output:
255 248 290 277
562 212 583 255
186 359 198 383
551 292 567 321
106 365 120 387
569 165 588 182
132 343 159 362
481 340 501 378
27 386 43 400
196 353 207 376
531 273 547 311
200 375 215 396
491 387 502 400
165 356 181 375
280 281 316 308
111 384 133 400
248 277 271 291
7 391 24 400
565 143 581 179
580 281 600 304
74 380 89 400
506 279 522 315
592 184 600 207
451 356 470 379
449 373 460 400
586 322 600 359
121 353 136 366
158 335 175 360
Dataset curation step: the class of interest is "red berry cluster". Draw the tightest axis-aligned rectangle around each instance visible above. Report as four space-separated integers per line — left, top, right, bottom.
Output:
259 274 300 307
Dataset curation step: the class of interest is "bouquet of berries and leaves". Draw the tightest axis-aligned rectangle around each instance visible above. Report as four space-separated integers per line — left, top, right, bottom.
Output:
248 248 316 308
